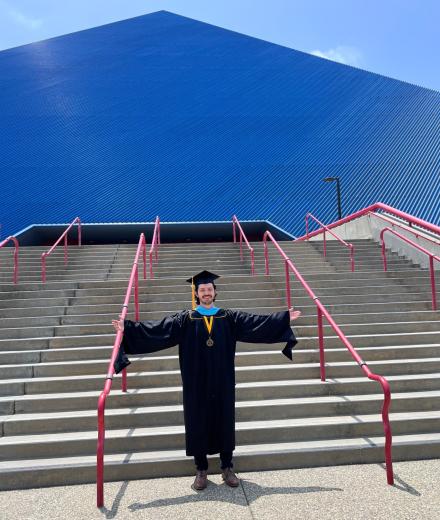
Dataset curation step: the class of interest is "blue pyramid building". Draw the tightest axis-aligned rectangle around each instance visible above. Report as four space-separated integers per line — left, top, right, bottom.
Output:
1 10 439 237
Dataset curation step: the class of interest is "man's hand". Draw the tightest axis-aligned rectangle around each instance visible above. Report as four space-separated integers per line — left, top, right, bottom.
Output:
112 318 124 333
289 307 302 322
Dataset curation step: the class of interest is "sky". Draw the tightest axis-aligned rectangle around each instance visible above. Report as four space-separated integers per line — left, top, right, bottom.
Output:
0 0 439 92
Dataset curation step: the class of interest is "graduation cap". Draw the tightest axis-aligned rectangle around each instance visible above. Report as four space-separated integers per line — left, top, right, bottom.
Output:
186 270 220 288
186 271 220 310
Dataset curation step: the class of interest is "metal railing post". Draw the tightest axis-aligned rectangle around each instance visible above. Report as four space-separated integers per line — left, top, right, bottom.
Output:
429 256 437 310
134 266 140 321
317 306 326 381
143 242 147 280
284 260 292 309
149 251 154 279
264 239 269 275
78 218 82 247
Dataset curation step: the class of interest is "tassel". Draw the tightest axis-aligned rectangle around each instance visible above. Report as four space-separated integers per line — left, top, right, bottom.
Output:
191 277 196 310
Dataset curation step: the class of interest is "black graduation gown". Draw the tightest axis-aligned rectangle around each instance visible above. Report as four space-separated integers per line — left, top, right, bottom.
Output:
117 309 297 456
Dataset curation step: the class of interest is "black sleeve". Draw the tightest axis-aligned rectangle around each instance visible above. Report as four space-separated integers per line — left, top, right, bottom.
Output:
231 310 297 361
114 312 185 374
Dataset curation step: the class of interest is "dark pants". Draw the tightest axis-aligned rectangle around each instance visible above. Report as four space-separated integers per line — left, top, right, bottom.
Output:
194 451 233 471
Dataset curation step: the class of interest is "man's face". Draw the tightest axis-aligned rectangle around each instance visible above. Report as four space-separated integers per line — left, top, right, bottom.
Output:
196 283 216 306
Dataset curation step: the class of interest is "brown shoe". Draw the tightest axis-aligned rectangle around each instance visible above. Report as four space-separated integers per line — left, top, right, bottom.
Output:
222 467 239 487
193 470 208 490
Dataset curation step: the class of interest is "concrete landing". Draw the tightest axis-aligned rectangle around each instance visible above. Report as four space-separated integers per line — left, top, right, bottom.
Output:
1 459 439 519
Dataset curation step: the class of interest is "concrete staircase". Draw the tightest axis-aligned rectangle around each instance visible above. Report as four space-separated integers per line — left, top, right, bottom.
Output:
0 239 439 490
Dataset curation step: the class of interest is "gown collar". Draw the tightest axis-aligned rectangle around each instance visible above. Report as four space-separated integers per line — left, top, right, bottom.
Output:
195 305 219 316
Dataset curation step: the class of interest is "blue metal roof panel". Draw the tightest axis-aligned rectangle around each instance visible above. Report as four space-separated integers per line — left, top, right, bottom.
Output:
0 10 439 237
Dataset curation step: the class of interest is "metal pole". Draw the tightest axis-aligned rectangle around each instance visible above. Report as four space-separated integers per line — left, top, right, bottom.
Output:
429 256 437 311
264 240 269 275
284 260 292 309
335 178 342 220
317 306 326 381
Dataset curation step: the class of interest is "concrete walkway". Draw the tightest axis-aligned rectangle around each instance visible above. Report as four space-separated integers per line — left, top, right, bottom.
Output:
2 460 439 519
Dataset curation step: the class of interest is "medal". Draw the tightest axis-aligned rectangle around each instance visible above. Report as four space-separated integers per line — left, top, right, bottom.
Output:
203 316 215 347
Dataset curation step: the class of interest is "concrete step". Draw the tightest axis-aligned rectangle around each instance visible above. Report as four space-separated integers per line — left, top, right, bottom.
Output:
1 328 439 355
3 343 440 379
2 308 438 338
2 408 440 462
3 372 440 415
1 432 440 490
1 340 439 370
3 357 440 396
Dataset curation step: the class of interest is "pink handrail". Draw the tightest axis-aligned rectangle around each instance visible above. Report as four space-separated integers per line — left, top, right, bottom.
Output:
305 212 355 271
97 233 147 508
232 215 255 275
297 202 440 241
368 211 440 248
380 227 439 310
41 217 82 283
263 231 394 485
149 216 161 278
0 236 19 284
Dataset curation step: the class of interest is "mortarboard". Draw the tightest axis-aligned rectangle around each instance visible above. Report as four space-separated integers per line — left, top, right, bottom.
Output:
186 270 220 288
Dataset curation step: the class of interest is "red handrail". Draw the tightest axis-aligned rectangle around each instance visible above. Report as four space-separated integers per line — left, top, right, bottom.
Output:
297 202 440 241
0 236 19 284
149 216 161 278
380 227 439 310
305 212 355 271
97 233 147 508
41 217 82 283
263 230 394 485
232 215 255 275
368 211 440 247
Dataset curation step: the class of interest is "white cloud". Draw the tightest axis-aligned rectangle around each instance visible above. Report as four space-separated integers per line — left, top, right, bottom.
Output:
310 46 363 67
1 2 43 29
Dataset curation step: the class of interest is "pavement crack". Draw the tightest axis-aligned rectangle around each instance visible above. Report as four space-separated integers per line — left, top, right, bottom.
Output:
240 477 256 519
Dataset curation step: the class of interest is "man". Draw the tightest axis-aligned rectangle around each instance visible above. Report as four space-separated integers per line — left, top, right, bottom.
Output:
113 270 301 491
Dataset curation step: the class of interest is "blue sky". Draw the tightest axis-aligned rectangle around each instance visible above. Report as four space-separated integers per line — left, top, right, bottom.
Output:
0 0 439 92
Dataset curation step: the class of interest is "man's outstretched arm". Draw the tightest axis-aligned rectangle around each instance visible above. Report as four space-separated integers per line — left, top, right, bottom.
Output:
232 308 301 360
112 313 185 373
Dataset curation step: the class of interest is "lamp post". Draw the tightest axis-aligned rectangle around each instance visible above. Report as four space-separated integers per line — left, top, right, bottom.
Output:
323 176 342 220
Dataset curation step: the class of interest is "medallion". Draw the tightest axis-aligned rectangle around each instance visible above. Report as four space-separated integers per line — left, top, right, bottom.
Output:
206 338 214 347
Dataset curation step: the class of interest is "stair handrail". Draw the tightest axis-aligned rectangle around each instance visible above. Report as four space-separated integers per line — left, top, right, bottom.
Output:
381 227 440 310
263 230 394 486
367 211 440 247
305 212 355 271
148 216 161 278
41 217 82 283
97 233 147 508
232 215 255 275
0 236 19 284
296 202 440 241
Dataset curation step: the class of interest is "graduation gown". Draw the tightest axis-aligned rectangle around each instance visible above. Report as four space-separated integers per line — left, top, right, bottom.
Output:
116 309 297 456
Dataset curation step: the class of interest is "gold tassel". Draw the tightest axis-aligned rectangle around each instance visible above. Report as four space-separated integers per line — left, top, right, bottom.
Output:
191 277 196 310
